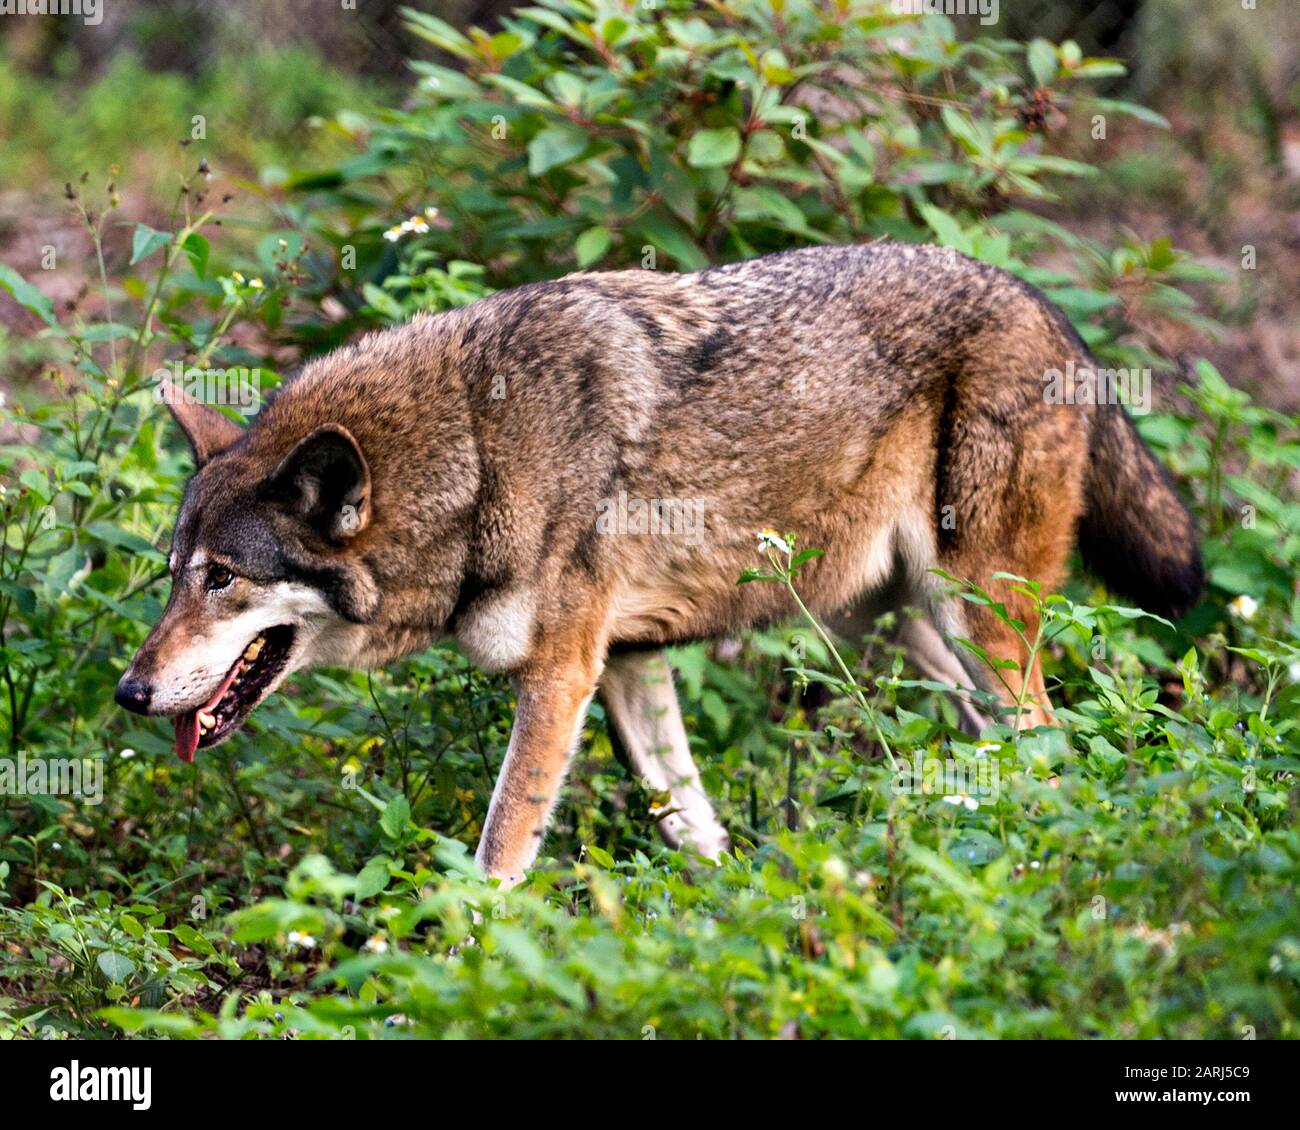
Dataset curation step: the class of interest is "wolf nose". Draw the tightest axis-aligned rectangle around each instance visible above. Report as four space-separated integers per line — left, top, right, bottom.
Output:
114 675 153 715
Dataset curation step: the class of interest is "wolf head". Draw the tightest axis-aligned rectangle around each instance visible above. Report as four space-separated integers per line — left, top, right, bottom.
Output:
116 383 380 761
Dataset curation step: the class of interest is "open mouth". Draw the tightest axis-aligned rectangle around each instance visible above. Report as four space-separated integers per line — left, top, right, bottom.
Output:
173 625 295 762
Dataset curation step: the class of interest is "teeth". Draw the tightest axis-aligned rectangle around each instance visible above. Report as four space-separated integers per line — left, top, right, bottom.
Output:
197 710 216 731
244 637 265 662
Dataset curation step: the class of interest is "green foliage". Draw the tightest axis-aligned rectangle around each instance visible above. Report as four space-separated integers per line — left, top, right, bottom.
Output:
385 0 1121 270
0 46 383 192
0 3 1297 1040
280 1 1219 374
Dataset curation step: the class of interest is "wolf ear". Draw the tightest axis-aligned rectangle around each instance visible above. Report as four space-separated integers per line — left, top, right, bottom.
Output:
160 377 243 466
264 424 371 542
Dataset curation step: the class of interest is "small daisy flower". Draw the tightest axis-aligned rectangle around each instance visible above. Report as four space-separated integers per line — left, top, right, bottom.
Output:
383 225 404 242
248 278 264 289
423 206 439 221
120 748 136 760
1228 594 1258 621
363 935 389 954
286 930 317 950
942 792 979 812
231 271 245 283
757 528 791 555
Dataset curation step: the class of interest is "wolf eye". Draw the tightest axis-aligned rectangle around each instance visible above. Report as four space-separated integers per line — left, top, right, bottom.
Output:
206 564 234 591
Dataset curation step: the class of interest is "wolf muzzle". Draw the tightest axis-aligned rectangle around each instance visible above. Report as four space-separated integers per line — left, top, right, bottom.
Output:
114 675 152 714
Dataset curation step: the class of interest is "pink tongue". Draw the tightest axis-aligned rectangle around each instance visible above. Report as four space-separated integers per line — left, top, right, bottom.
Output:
174 712 200 763
173 655 246 762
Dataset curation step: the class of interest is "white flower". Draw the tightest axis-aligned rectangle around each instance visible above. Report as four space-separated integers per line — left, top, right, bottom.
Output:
1228 594 1258 621
363 935 389 954
1289 661 1300 684
757 528 791 555
248 278 264 290
120 748 136 760
386 215 431 240
822 858 848 881
286 930 317 950
942 792 979 811
423 206 439 221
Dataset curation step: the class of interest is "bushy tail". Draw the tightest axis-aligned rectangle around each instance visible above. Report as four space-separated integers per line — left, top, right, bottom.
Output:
1077 402 1203 619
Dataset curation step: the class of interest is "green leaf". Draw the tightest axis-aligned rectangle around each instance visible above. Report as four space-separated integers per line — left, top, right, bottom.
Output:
1086 97 1167 128
687 126 741 168
528 126 589 175
575 226 611 268
1027 39 1058 87
362 282 405 323
119 914 144 939
172 924 217 955
634 212 709 270
789 547 824 571
550 71 585 108
355 856 392 900
403 10 477 60
919 204 968 251
182 232 210 278
130 224 173 266
85 522 162 558
585 844 615 868
379 796 410 840
19 469 51 499
96 951 137 984
0 261 59 327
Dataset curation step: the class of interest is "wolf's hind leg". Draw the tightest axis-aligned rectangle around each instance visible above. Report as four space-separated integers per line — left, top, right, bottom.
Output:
930 575 1060 731
824 578 991 734
940 599 1054 729
897 614 992 735
600 649 729 861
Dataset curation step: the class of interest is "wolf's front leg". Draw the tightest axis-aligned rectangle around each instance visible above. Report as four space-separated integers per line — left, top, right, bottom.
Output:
475 644 602 888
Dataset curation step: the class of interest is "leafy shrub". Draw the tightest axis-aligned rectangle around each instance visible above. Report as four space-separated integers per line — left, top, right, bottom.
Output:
280 2 1226 377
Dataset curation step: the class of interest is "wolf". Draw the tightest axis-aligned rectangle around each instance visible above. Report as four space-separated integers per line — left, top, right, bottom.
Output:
115 243 1202 887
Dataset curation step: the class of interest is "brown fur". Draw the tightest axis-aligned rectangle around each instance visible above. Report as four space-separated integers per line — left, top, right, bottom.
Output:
119 243 1202 883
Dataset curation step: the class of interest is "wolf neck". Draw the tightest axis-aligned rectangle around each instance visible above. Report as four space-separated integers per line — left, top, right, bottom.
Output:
251 313 484 662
